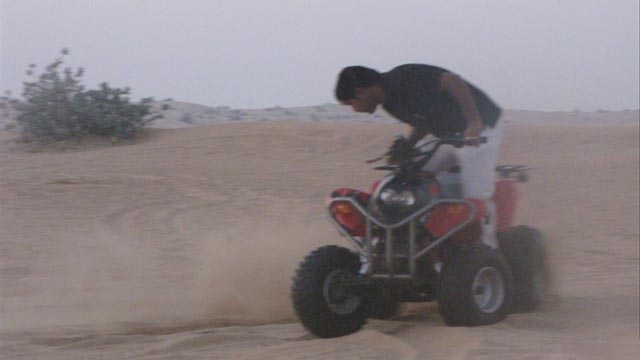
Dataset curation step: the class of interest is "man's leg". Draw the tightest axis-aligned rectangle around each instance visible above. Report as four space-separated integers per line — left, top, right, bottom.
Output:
420 142 463 198
481 199 499 248
456 121 504 248
420 143 458 174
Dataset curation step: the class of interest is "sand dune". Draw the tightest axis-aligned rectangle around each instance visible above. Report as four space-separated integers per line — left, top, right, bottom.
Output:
1 120 638 359
147 101 639 128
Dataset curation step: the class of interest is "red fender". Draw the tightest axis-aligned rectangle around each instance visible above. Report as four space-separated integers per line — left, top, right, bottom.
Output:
426 199 487 238
329 188 371 236
492 179 519 231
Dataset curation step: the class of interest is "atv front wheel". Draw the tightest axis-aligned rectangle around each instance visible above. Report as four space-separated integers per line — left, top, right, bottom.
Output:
291 245 368 338
438 245 513 326
498 226 548 312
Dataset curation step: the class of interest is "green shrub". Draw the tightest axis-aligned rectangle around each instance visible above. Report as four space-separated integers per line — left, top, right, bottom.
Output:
8 49 165 142
180 113 194 124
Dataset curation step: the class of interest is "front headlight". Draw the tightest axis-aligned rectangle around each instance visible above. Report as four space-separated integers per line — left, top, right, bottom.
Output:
379 189 416 206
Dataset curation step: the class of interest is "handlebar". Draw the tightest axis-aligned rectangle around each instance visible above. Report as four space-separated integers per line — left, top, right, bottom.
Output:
367 135 487 168
445 136 487 147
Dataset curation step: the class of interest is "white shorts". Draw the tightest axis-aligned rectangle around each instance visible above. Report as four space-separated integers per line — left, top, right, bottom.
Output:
457 121 504 199
421 121 504 248
422 121 504 200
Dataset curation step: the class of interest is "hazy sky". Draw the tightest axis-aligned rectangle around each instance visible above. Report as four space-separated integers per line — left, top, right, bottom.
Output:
1 0 638 111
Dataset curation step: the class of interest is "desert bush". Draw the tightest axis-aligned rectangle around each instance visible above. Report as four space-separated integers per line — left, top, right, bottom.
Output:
0 92 11 117
180 113 194 124
8 49 165 142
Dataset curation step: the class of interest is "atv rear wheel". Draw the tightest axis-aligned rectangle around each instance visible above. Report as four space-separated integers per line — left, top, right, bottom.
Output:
498 226 548 312
438 245 513 326
291 245 368 338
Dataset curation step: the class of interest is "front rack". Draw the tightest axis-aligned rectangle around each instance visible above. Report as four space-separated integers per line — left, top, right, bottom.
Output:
327 197 476 280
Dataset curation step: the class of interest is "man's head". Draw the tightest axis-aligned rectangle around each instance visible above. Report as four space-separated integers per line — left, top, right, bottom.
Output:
335 66 384 114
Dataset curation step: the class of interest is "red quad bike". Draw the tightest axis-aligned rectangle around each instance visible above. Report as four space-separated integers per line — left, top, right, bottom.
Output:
291 135 548 338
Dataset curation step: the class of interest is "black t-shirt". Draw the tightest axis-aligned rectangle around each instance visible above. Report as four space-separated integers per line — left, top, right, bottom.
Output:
381 64 501 138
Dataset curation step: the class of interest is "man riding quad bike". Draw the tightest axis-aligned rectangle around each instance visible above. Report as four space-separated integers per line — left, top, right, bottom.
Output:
291 135 548 338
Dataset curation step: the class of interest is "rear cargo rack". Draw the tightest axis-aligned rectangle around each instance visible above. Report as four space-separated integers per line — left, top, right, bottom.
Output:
495 165 534 182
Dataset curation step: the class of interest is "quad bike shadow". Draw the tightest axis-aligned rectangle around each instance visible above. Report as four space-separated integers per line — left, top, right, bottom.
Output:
291 135 549 338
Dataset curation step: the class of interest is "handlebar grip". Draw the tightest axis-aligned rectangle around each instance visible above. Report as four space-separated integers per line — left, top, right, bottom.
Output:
374 165 397 171
456 136 487 147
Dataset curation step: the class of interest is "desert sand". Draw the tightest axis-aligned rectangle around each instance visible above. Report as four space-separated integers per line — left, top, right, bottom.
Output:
1 119 638 359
